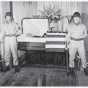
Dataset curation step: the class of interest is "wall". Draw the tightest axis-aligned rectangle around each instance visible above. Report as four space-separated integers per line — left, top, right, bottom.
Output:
37 1 82 16
81 2 88 59
81 2 88 29
13 1 37 25
0 1 86 25
1 2 10 23
13 1 82 25
0 2 10 26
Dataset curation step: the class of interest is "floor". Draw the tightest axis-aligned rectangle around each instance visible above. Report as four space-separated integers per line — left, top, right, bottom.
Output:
0 50 88 86
76 70 88 86
0 66 77 86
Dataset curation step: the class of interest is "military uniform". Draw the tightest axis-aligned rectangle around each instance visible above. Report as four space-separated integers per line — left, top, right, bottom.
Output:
1 22 21 67
66 23 87 69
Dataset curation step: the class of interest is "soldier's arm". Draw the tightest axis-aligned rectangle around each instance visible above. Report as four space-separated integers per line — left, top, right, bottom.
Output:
83 25 87 38
71 25 87 40
77 25 87 40
0 24 5 42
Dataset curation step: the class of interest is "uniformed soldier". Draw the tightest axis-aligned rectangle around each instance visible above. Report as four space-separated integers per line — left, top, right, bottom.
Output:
66 12 88 75
1 12 22 72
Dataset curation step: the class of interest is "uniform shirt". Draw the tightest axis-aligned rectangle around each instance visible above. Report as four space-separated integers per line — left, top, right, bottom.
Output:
1 21 22 37
66 23 87 43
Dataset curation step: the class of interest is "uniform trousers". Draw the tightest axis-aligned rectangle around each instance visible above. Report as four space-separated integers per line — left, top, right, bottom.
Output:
4 36 18 66
69 40 86 68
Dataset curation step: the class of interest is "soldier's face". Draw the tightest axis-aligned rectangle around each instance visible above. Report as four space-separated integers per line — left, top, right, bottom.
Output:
73 16 81 25
6 16 12 23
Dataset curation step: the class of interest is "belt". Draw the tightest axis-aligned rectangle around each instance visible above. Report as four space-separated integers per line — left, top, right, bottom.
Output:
71 37 84 41
5 34 16 37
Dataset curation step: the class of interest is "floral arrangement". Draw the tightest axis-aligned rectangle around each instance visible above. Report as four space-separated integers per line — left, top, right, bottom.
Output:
39 4 61 20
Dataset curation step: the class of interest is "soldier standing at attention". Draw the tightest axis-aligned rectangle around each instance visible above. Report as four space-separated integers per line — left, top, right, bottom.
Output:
66 12 88 75
1 12 21 72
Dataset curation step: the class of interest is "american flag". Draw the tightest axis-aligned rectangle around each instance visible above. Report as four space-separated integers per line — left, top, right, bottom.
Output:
45 32 67 52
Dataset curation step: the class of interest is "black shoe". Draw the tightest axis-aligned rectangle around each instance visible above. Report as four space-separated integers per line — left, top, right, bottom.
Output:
67 68 75 76
14 66 20 72
1 65 10 72
84 68 88 76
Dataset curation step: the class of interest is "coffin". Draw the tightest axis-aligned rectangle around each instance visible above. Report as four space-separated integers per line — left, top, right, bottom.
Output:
17 18 68 68
17 18 67 52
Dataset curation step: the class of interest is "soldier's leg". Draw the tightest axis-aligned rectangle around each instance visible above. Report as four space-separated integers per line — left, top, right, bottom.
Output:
10 38 19 72
78 43 86 69
4 38 11 66
69 43 77 68
2 38 11 72
67 42 77 76
11 38 18 66
78 42 88 75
